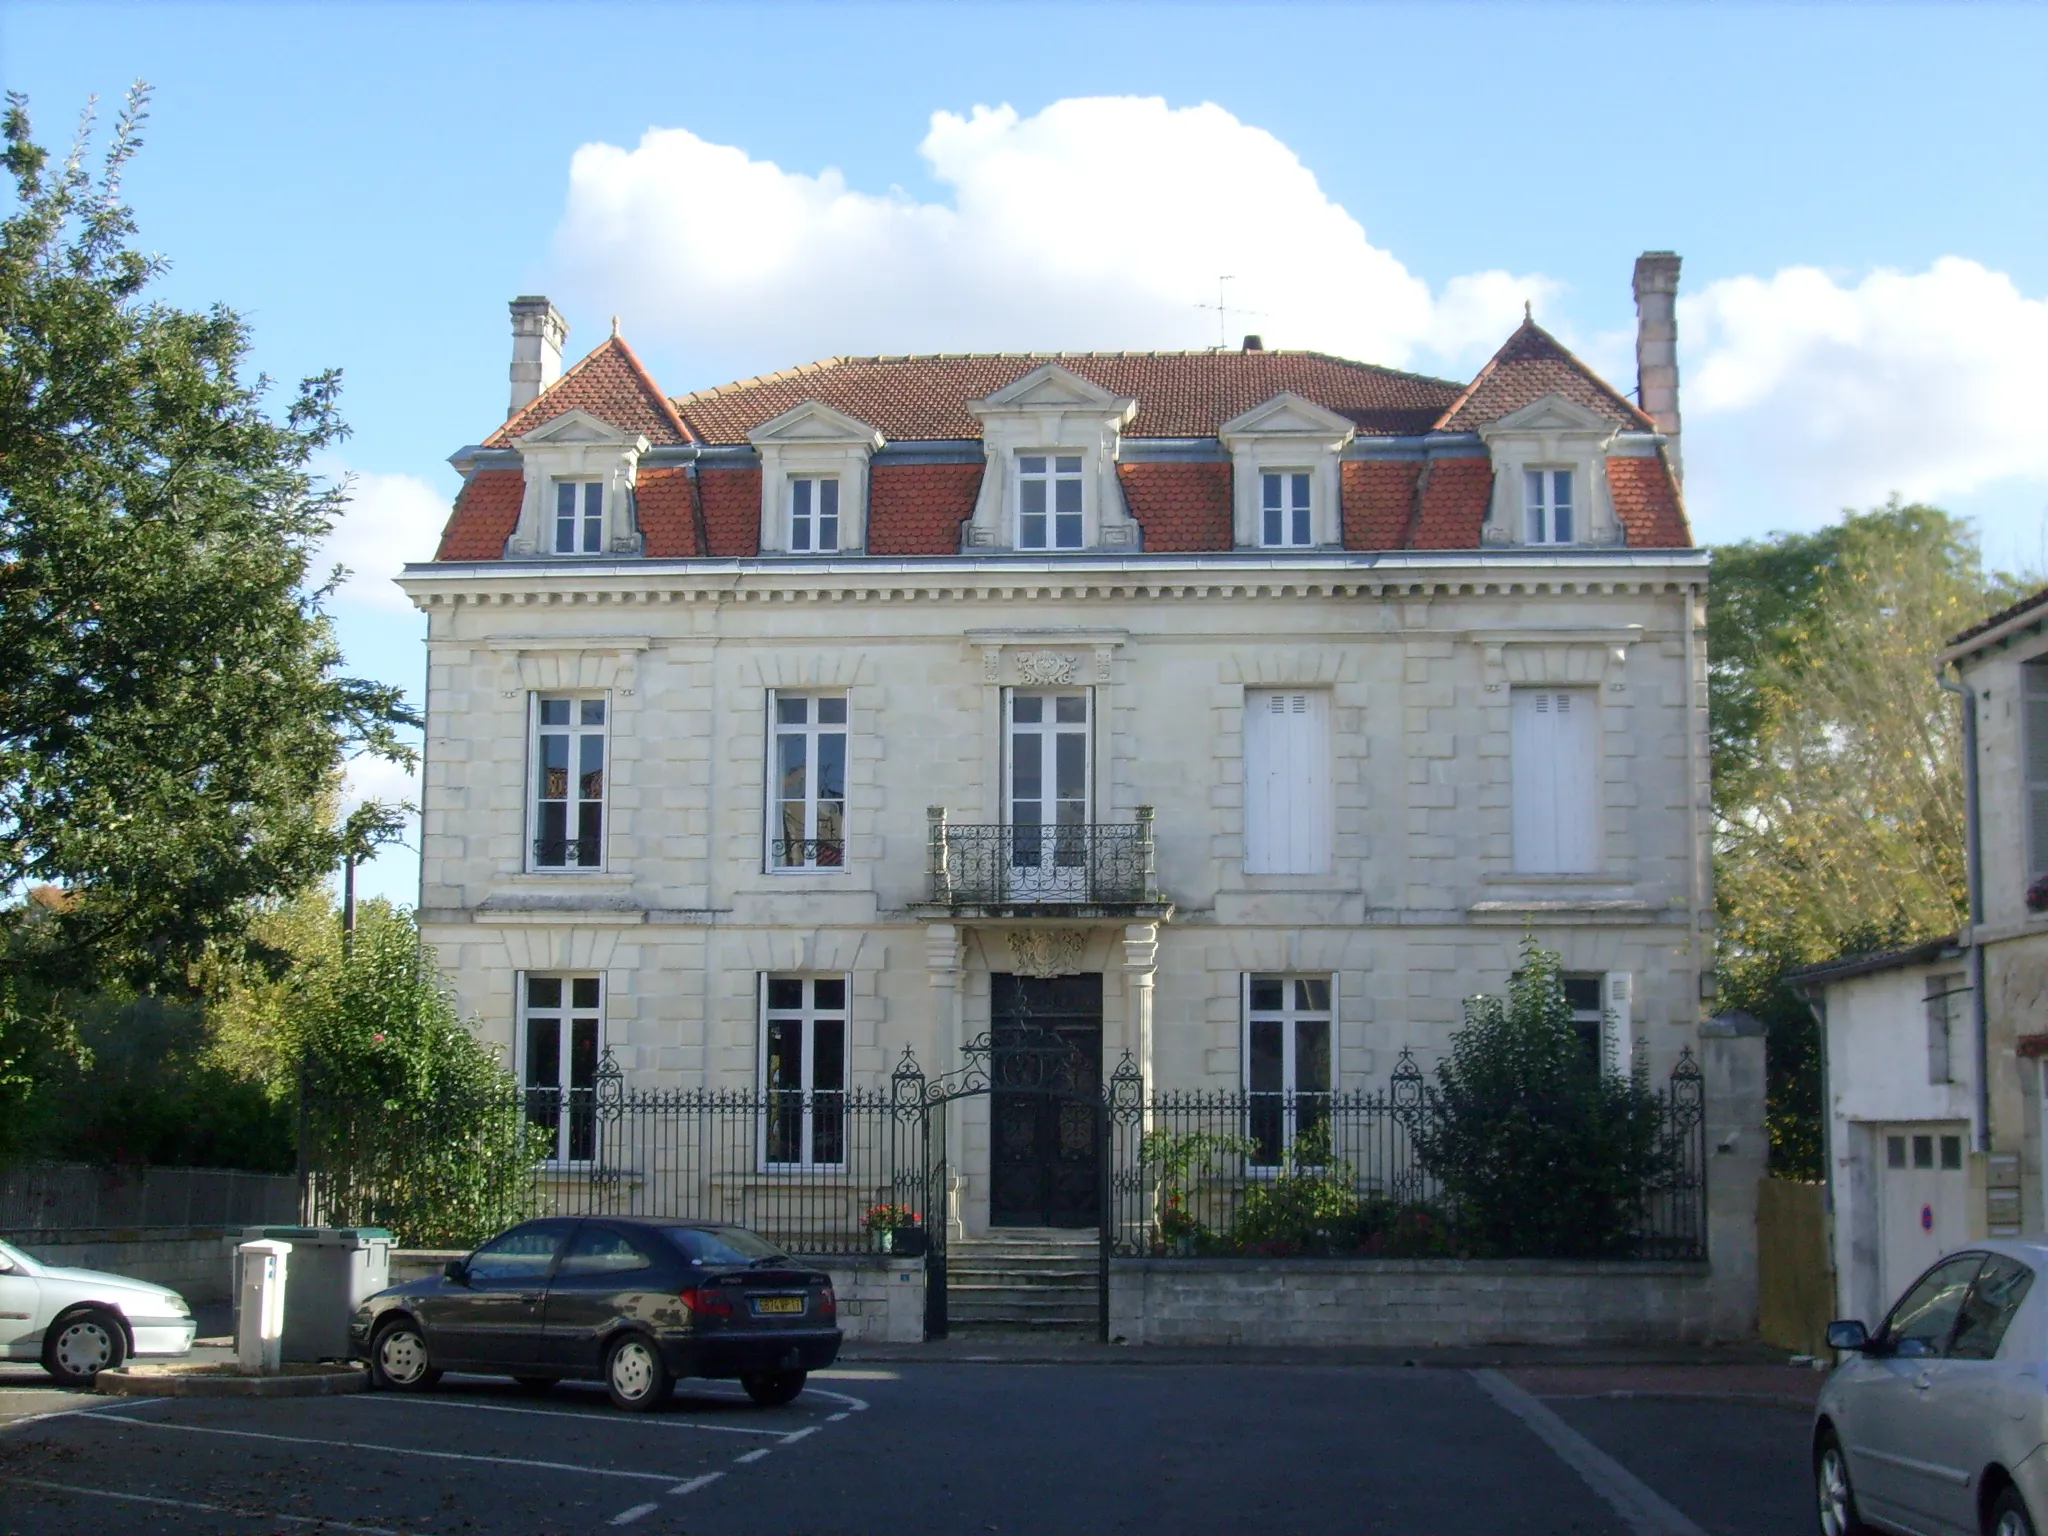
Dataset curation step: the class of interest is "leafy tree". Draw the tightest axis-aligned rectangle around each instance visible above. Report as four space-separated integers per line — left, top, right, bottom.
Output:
0 86 414 995
1709 503 2021 1175
1411 940 1673 1258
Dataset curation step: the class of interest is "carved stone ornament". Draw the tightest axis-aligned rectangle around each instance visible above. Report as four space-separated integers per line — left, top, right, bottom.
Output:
1006 929 1089 979
1014 651 1079 686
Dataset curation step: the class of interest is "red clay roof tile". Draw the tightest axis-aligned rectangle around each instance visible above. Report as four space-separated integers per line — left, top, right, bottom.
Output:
673 352 1462 444
1341 460 1422 550
636 465 701 557
434 469 523 560
1605 452 1692 547
486 335 693 448
1410 458 1496 548
1435 320 1654 433
867 462 981 555
697 467 760 557
1117 462 1233 551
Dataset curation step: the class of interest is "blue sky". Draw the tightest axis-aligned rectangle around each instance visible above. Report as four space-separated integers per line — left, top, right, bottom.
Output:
10 1 2048 905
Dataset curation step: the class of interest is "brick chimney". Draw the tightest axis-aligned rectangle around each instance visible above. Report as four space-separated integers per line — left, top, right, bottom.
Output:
508 296 569 418
1632 252 1681 479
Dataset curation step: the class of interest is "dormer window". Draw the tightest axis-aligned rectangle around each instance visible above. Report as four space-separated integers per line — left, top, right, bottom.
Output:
553 480 604 555
790 476 840 553
1525 469 1575 545
1261 471 1313 548
1019 454 1084 550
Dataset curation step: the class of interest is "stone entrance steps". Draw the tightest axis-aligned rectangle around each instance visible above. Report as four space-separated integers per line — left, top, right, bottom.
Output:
945 1230 1098 1336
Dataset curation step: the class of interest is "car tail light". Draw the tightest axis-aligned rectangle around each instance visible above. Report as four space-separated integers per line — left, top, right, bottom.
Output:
819 1287 836 1320
680 1288 734 1319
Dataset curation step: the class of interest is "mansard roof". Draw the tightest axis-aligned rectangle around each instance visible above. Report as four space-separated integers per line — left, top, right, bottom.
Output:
670 352 1465 443
1435 319 1654 434
488 334 693 448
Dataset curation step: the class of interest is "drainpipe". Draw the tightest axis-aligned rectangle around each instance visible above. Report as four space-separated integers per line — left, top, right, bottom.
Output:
1936 660 1992 1152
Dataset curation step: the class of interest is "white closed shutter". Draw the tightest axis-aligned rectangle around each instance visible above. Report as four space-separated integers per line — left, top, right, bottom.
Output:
2026 663 2048 878
1245 690 1331 874
1603 972 1634 1078
1512 688 1598 873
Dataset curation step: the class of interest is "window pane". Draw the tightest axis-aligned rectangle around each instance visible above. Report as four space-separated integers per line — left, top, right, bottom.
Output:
560 1227 651 1276
816 697 847 725
580 699 605 726
766 978 803 1011
527 976 563 1009
540 734 569 798
1012 736 1042 800
1264 506 1282 546
578 735 604 800
778 696 808 725
571 978 600 1010
1055 477 1082 515
813 977 846 1012
816 732 845 801
765 1019 803 1091
1055 695 1086 724
1262 473 1281 510
820 479 838 516
576 801 601 863
1914 1135 1934 1169
1248 977 1284 1012
1055 733 1086 799
1553 501 1573 543
1296 1020 1331 1094
540 698 570 727
1021 482 1047 516
526 1017 561 1087
780 733 808 800
1887 1135 1906 1169
1885 1255 1984 1357
1562 977 1603 1014
1020 456 1045 475
1951 1256 2034 1360
557 483 577 515
1525 469 1544 507
1055 513 1083 548
1056 456 1081 475
1941 1135 1963 1170
1292 503 1310 545
1020 514 1046 548
1248 1019 1284 1093
814 1018 846 1089
569 1019 599 1088
1012 695 1043 724
1295 979 1330 1012
792 479 812 518
1291 473 1310 507
1552 471 1573 509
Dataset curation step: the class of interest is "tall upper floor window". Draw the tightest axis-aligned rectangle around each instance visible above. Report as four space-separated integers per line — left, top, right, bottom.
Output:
1511 687 1597 873
1244 690 1331 874
771 693 847 871
533 695 605 869
1261 471 1313 548
1524 469 1574 545
521 974 601 1163
554 481 604 555
790 476 840 553
1018 454 1083 550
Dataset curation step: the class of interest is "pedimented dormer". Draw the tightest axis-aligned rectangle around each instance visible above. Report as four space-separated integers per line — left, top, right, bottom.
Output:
1219 393 1356 549
507 410 650 558
1478 394 1623 548
964 364 1140 552
749 401 885 555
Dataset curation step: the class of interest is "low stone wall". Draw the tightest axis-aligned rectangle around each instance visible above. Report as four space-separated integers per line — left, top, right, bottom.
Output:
1110 1258 1719 1348
386 1250 925 1345
5 1227 240 1306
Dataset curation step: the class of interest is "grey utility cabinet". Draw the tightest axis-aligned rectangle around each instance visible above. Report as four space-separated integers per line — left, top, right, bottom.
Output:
232 1226 393 1362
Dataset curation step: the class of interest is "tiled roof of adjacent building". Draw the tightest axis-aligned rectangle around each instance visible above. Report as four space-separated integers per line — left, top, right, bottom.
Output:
671 352 1465 443
1946 583 2048 655
1435 320 1654 434
487 335 694 448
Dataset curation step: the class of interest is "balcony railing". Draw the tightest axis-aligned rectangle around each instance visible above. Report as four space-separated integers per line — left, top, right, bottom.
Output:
923 807 1160 908
533 837 602 869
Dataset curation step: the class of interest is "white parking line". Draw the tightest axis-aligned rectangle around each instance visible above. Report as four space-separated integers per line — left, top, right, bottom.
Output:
609 1502 659 1526
0 1475 401 1534
827 1411 849 1422
2 1395 165 1430
805 1386 869 1411
734 1448 771 1465
85 1411 687 1486
351 1393 791 1437
668 1472 724 1495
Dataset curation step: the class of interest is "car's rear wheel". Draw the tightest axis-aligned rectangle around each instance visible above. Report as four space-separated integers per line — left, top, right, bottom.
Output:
1815 1429 1868 1536
741 1369 807 1408
369 1318 440 1392
42 1306 127 1387
1993 1486 2039 1536
604 1335 670 1412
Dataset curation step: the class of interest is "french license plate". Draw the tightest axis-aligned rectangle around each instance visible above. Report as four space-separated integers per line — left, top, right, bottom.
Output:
752 1296 804 1316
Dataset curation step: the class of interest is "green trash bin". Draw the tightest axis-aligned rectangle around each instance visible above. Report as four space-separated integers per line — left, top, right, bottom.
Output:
233 1226 393 1362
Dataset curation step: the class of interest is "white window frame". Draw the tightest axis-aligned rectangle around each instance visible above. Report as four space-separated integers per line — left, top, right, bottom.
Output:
1510 686 1599 874
1016 452 1086 551
759 974 850 1171
519 973 604 1166
1259 470 1315 548
1243 973 1336 1169
1523 467 1576 545
788 475 841 554
1243 689 1333 875
1003 687 1093 899
552 479 605 555
766 691 849 873
529 693 609 872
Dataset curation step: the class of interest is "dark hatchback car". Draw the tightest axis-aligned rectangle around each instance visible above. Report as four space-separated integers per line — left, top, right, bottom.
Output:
350 1217 841 1410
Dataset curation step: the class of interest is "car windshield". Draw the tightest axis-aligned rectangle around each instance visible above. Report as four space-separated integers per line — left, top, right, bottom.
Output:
0 1239 31 1272
665 1226 789 1266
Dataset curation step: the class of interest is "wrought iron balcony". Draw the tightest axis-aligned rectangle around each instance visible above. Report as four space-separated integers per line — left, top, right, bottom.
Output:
915 807 1169 915
533 837 602 869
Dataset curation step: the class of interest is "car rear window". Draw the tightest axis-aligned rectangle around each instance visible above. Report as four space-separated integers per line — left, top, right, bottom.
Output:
665 1227 789 1265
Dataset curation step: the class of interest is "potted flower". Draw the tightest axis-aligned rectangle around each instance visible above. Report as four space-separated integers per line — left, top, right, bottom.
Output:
863 1203 926 1256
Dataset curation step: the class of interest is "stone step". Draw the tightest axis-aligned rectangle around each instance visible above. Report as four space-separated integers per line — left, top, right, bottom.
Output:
946 1285 1095 1310
946 1318 1096 1336
944 1260 1098 1278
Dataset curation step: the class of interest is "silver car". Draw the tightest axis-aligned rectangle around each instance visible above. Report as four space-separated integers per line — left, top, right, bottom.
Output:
0 1236 197 1386
1818 1239 2048 1536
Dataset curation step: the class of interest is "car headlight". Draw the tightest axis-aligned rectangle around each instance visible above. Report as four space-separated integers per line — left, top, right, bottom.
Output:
162 1295 190 1318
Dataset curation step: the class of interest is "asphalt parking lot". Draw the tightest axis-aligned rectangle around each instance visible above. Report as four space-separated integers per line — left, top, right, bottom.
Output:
0 1360 1813 1535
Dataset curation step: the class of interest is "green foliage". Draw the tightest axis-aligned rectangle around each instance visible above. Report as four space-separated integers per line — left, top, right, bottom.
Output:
1708 502 2024 1175
1411 940 1674 1258
1229 1123 1365 1254
0 974 85 1167
298 905 539 1248
1139 1128 1255 1245
0 87 415 995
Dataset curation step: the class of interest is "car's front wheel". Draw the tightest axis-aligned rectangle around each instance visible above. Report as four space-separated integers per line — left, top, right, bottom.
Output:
604 1334 671 1412
1993 1486 2039 1536
368 1318 441 1392
42 1306 127 1387
741 1369 807 1408
1814 1429 1868 1536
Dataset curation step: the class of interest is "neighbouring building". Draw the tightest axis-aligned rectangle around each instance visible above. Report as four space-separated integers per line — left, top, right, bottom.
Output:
1802 589 2048 1324
398 253 1723 1253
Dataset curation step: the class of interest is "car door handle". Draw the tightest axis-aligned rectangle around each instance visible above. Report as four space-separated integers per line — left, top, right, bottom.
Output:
519 1293 543 1306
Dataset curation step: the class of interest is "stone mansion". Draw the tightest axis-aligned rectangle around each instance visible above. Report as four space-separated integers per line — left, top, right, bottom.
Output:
400 253 1709 1228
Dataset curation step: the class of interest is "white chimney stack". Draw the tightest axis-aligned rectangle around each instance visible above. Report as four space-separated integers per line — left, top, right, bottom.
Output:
1632 252 1682 480
508 296 569 418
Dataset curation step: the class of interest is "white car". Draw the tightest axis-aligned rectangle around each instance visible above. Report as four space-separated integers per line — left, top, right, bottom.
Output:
0 1236 197 1386
1817 1238 2048 1536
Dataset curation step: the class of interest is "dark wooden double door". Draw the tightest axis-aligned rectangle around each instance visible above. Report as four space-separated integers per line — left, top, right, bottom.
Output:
988 973 1102 1229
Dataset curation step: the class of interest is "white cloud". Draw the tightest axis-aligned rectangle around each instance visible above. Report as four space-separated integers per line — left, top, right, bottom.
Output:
318 468 447 611
1681 258 2048 531
549 97 1539 374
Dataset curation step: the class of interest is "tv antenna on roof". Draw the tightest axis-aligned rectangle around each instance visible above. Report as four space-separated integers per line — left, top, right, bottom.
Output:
1196 276 1267 350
